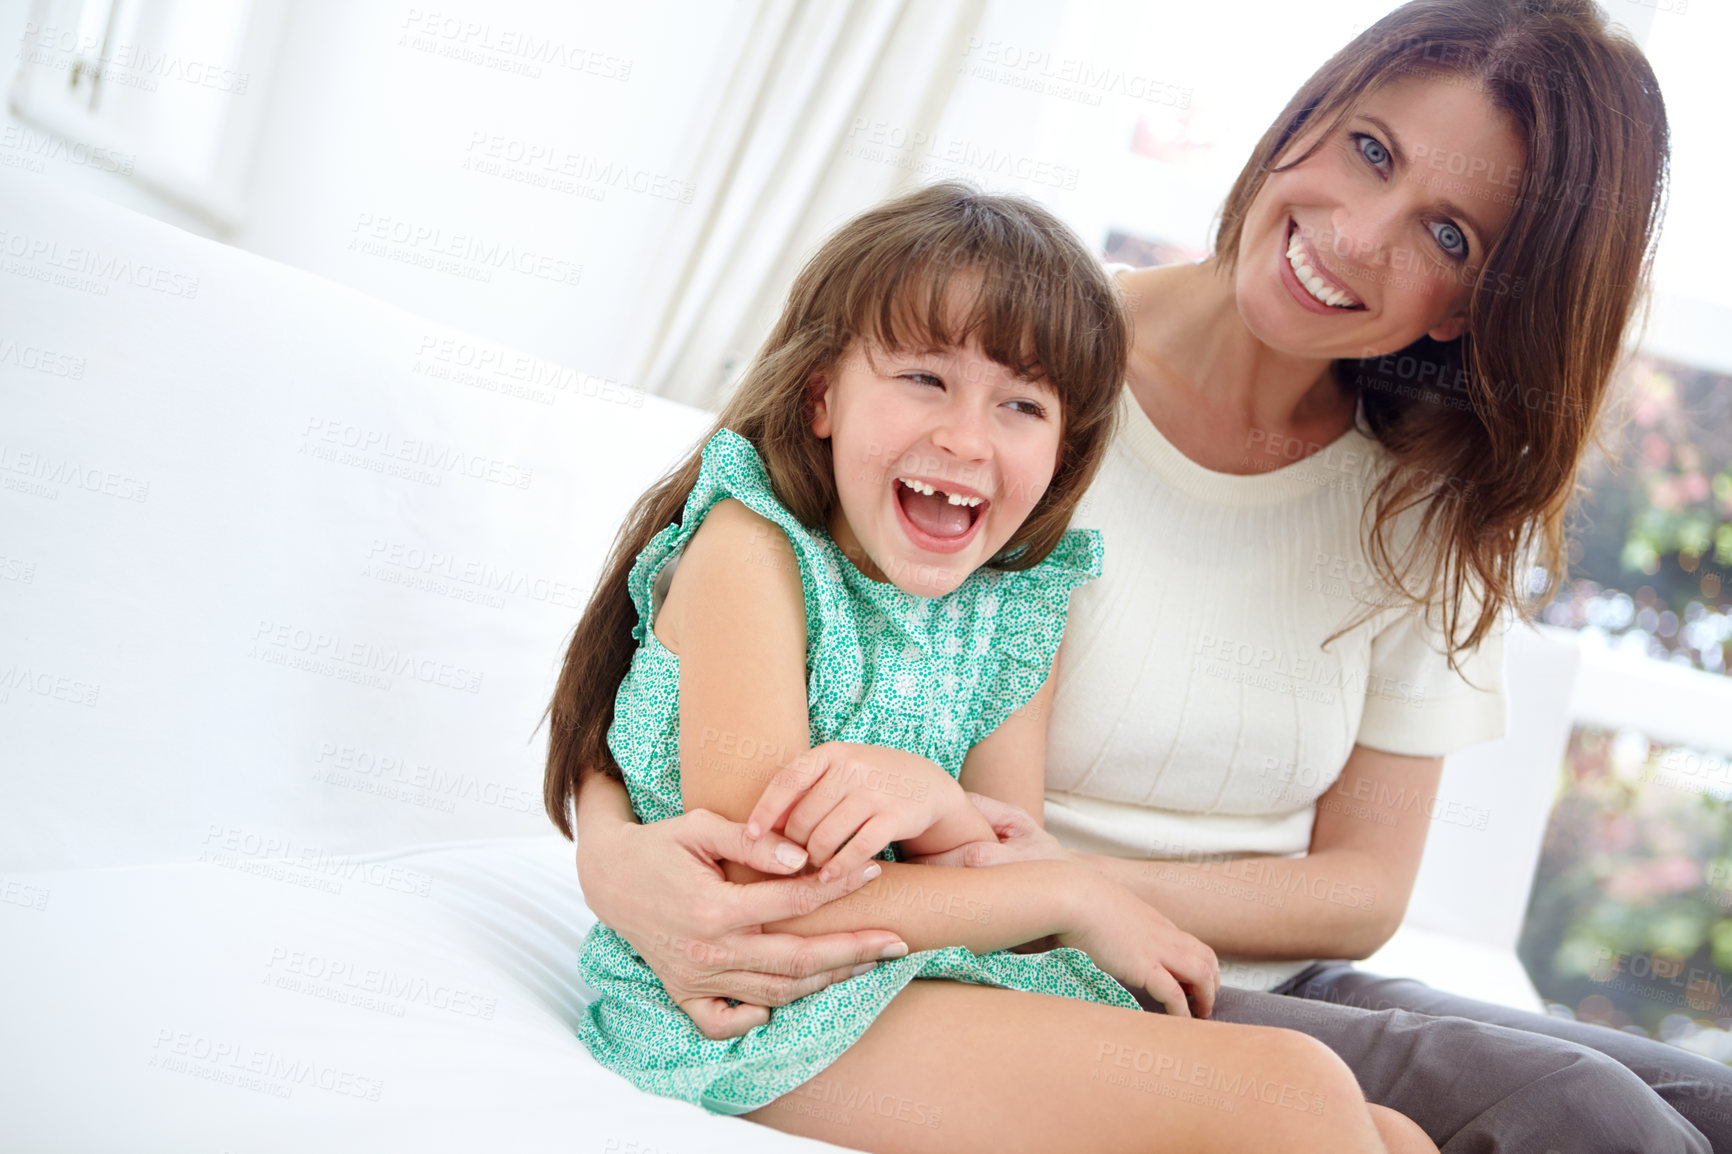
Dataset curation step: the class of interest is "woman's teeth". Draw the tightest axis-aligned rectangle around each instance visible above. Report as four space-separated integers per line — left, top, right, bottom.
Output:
1286 229 1360 309
899 477 983 507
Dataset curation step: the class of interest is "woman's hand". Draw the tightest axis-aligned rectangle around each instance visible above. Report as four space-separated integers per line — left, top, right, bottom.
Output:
744 741 974 883
576 802 908 1040
1054 876 1220 1019
903 792 1074 868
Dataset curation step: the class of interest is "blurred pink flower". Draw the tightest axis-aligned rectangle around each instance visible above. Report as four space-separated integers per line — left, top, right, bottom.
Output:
1605 856 1703 902
1643 432 1672 468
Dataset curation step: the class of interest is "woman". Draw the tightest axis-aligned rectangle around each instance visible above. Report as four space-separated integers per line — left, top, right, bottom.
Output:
559 0 1721 1149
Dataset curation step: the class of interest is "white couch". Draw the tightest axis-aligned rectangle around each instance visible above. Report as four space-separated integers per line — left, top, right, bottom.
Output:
0 172 1572 1150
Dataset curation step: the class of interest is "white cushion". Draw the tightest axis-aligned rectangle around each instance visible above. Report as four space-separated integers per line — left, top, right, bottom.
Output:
0 173 850 1149
0 838 834 1151
0 171 710 872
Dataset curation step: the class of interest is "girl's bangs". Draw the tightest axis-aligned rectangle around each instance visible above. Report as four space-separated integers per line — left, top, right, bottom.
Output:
860 248 1047 382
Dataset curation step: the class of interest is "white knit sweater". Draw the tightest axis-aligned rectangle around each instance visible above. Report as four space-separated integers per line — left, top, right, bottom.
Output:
1046 384 1509 990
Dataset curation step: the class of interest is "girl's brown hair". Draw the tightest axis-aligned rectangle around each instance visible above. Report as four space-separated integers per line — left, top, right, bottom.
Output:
544 181 1129 837
1215 0 1668 664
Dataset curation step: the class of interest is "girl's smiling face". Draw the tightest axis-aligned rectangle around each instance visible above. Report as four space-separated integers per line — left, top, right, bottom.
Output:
811 332 1063 598
1234 74 1526 360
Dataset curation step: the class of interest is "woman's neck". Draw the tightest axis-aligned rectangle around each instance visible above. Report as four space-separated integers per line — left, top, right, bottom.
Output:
1121 259 1354 471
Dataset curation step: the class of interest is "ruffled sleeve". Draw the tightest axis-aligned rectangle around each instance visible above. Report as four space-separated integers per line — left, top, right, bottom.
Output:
624 428 832 651
967 527 1105 741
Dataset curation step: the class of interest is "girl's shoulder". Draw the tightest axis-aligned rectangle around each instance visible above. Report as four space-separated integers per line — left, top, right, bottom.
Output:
625 428 834 645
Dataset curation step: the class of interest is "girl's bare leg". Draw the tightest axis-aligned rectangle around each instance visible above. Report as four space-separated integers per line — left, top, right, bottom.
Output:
746 979 1405 1154
1369 1104 1441 1154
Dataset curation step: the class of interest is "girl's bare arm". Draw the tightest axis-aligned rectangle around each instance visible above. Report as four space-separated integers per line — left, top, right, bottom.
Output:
664 498 1086 953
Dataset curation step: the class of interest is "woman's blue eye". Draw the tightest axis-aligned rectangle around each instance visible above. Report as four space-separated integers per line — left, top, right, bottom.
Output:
1430 220 1468 258
1356 134 1390 168
903 372 942 387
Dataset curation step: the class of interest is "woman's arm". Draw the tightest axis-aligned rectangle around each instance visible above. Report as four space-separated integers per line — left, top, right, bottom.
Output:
912 744 1440 960
573 769 913 1039
1070 745 1440 959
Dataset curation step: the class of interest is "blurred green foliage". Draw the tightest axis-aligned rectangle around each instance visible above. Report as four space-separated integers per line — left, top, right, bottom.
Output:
1519 728 1732 1047
1519 353 1732 1058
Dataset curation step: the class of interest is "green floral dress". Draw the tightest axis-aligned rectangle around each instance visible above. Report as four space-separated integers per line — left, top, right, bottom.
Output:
574 428 1140 1115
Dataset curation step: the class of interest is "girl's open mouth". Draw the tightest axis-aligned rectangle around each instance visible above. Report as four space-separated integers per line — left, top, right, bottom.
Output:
893 476 988 554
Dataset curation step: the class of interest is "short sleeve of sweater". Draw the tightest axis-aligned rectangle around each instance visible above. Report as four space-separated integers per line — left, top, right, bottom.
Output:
1355 598 1510 757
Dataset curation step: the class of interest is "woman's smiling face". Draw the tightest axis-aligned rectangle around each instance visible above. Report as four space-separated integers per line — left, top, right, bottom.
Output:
1234 73 1527 360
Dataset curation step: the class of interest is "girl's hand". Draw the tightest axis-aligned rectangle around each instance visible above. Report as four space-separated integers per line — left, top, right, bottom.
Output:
745 741 970 883
904 792 1073 868
1055 876 1220 1019
576 804 907 1040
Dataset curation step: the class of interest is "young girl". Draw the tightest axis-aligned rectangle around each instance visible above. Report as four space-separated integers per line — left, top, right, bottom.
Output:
545 183 1433 1152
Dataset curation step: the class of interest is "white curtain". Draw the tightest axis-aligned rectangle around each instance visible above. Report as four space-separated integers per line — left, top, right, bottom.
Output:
620 0 987 409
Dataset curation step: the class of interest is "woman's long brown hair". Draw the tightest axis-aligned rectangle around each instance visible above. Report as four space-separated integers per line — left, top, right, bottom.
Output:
544 182 1129 838
1214 0 1669 666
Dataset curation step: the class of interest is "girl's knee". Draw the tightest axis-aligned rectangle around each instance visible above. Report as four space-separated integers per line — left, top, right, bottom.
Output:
1369 1104 1439 1154
1256 1026 1363 1102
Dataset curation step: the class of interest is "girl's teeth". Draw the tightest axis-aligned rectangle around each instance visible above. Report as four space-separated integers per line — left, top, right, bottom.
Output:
899 477 982 506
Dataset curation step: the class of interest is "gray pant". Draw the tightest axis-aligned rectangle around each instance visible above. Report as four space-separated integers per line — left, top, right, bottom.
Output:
1206 962 1731 1153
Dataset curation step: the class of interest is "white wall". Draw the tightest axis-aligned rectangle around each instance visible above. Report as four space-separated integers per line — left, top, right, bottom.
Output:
0 0 216 234
232 0 748 387
5 0 751 388
6 0 1727 390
